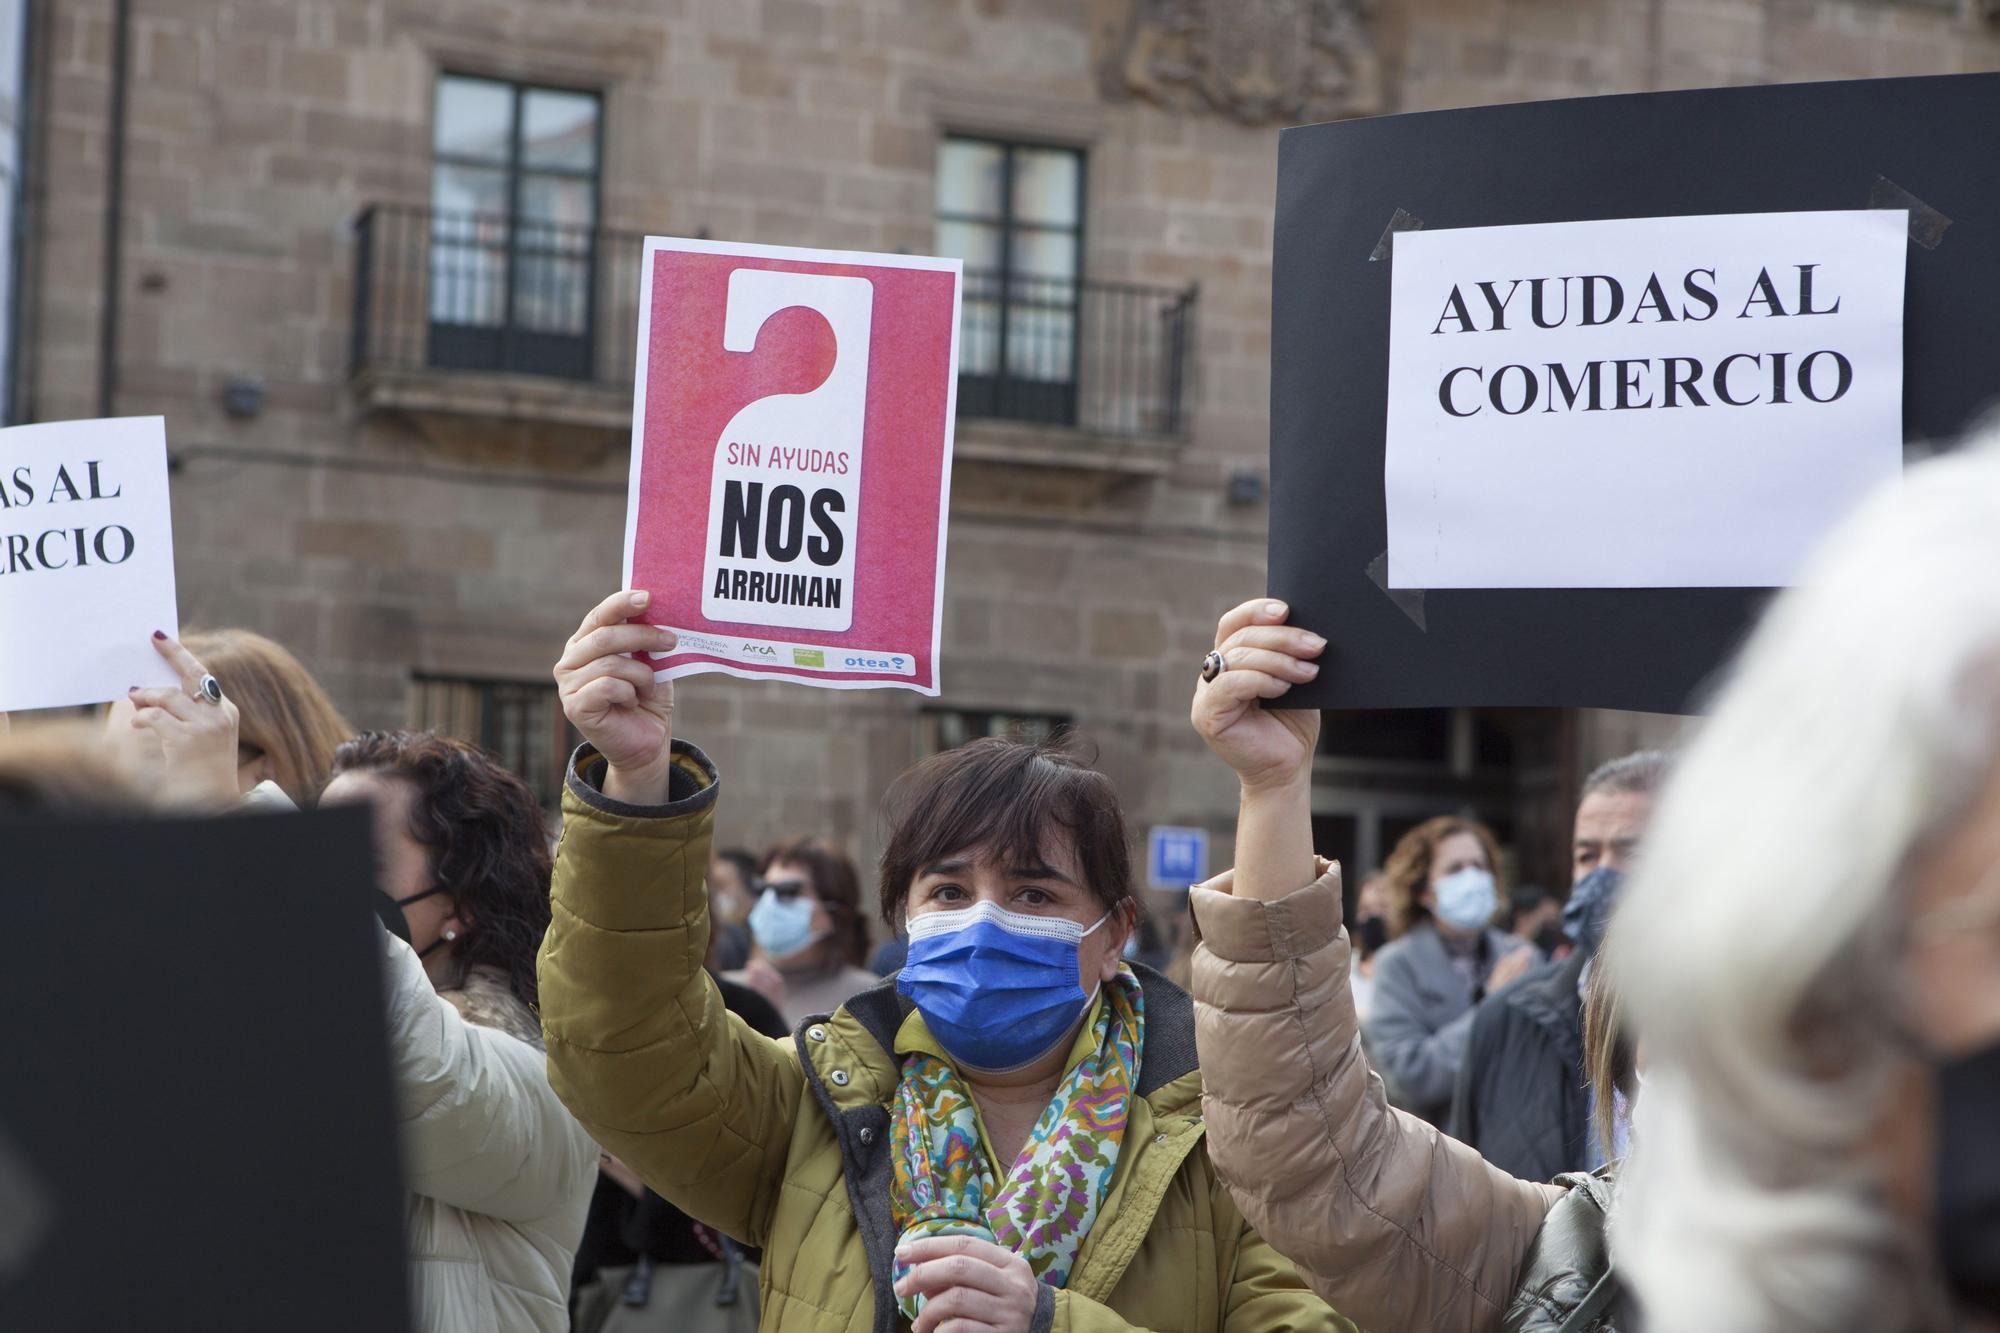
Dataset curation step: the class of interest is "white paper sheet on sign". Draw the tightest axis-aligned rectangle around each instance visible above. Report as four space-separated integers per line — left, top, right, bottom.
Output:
1384 210 1907 589
0 416 180 712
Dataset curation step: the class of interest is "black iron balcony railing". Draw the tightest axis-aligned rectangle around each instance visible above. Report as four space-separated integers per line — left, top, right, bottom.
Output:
351 203 1197 438
351 203 645 391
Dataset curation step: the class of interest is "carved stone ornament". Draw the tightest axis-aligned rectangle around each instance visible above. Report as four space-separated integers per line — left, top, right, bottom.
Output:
1097 0 1382 126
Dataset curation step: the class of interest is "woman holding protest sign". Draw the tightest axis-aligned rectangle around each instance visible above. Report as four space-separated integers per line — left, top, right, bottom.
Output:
1185 599 1629 1333
92 629 596 1331
536 589 1355 1333
98 626 348 810
1190 439 2000 1333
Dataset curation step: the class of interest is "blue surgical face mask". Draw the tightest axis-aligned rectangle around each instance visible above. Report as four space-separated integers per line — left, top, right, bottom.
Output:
1561 866 1626 958
1433 866 1498 932
896 900 1112 1073
748 887 819 960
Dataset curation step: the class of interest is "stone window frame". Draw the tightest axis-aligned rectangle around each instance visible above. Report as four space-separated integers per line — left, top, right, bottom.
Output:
425 69 608 380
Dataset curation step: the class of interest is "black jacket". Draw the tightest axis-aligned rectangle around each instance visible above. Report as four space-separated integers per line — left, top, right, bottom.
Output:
1502 1169 1629 1332
1450 950 1591 1183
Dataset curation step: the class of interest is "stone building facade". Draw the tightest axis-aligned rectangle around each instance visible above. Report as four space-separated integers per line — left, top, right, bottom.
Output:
14 0 1993 904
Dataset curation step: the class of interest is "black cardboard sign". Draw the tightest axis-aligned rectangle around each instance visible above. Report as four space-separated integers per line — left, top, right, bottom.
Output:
1270 73 2000 712
0 808 411 1332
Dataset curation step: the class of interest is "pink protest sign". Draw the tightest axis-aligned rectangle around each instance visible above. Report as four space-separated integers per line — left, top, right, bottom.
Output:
623 238 961 694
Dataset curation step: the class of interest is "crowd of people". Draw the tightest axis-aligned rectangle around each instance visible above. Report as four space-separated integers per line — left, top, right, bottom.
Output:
3 436 1997 1332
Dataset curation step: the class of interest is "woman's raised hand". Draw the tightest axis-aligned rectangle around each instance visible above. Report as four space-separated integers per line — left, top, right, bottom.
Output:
1191 598 1324 795
555 590 679 803
129 632 242 811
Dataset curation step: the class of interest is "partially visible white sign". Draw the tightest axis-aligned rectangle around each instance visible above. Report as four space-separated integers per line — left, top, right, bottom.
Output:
0 417 180 711
1385 210 1907 589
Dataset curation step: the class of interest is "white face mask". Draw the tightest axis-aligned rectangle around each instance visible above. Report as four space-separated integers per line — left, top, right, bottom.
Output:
1433 866 1499 931
748 887 820 960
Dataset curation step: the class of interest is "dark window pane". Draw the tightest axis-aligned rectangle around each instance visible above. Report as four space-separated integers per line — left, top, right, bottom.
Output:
959 297 1000 375
431 161 509 222
936 218 1001 272
1010 229 1078 283
522 89 599 171
514 254 589 333
937 138 1004 218
517 171 595 229
1005 305 1075 382
435 76 513 162
1013 147 1080 227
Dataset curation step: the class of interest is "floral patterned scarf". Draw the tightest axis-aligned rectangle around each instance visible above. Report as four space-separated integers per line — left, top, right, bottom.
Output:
888 966 1145 1322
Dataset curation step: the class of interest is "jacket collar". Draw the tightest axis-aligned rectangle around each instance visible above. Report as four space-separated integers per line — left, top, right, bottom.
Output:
832 961 1197 1101
1501 947 1591 1045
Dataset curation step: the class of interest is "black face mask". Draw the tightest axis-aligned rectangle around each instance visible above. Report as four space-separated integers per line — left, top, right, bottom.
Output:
1937 1039 2000 1316
382 885 453 958
1354 915 1389 958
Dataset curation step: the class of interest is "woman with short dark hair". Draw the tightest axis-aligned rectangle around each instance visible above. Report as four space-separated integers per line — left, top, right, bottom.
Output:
536 589 1352 1333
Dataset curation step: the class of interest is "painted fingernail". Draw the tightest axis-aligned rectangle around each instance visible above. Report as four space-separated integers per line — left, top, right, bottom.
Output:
1264 601 1286 617
128 686 140 693
152 630 166 640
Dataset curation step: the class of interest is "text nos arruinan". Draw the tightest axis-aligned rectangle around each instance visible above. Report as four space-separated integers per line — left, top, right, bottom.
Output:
710 478 848 610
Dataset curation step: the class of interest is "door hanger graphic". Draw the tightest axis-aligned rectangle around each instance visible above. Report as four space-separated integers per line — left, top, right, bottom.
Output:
701 269 872 632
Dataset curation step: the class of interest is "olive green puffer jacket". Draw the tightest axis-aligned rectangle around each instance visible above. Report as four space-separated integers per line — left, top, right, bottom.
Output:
537 741 1355 1333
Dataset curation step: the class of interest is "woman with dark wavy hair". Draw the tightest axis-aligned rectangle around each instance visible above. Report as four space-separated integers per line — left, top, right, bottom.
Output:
328 731 554 1009
323 731 596 1333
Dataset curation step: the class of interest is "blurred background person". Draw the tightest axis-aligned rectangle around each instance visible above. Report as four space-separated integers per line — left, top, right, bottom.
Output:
182 628 352 807
1451 751 1670 1181
1350 870 1392 1022
98 627 347 810
324 731 598 1331
1505 884 1566 960
703 847 759 973
1364 815 1535 1121
0 719 142 811
728 837 878 1025
1612 439 2000 1331
707 847 759 925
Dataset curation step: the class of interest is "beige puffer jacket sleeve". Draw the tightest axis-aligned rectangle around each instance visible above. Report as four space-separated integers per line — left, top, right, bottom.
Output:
1191 864 1563 1333
381 928 595 1224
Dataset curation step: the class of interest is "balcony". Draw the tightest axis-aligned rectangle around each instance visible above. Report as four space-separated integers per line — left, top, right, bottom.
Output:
349 204 1198 467
349 203 643 439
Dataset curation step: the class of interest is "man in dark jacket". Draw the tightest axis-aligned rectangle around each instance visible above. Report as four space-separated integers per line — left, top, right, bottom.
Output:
1448 752 1668 1181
